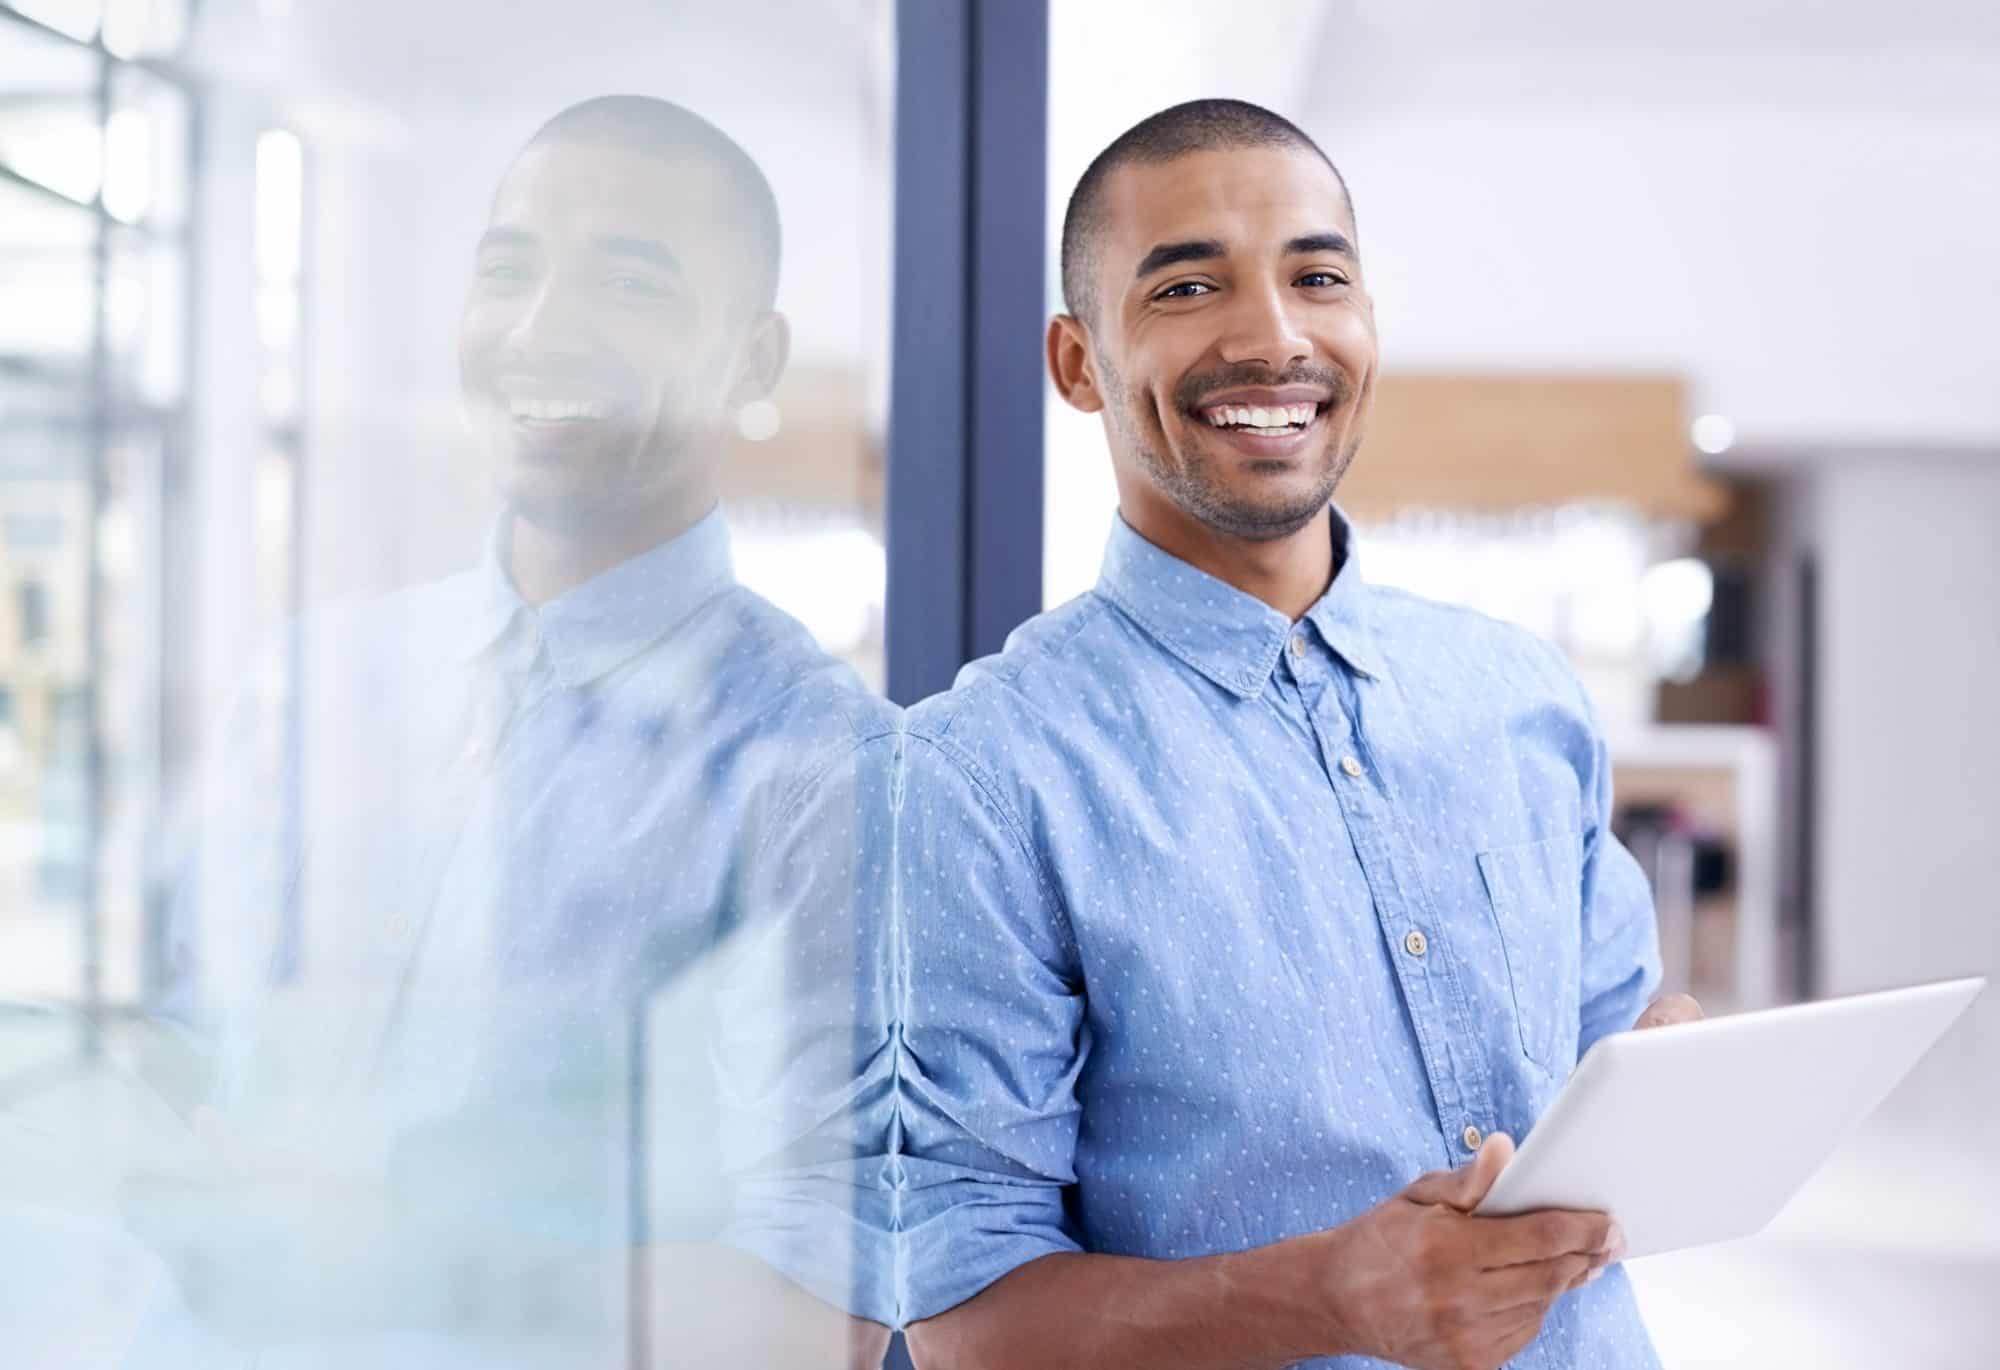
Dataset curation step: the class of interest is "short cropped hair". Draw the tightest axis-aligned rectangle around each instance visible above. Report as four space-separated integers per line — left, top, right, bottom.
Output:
1059 98 1353 325
525 94 782 314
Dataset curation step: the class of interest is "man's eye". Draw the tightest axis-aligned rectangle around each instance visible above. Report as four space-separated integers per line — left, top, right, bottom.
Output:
607 274 670 298
478 260 528 281
1153 281 1212 301
1297 271 1349 288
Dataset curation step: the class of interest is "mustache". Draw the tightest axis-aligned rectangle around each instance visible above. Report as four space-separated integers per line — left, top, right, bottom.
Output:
1173 362 1351 415
478 352 642 393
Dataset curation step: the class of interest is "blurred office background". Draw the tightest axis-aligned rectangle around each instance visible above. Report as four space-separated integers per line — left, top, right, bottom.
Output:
2 0 1996 1365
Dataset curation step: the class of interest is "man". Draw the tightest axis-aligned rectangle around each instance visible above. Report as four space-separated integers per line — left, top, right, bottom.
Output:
893 99 1699 1370
130 96 896 1367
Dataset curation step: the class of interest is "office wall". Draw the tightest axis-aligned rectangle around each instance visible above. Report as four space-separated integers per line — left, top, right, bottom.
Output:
1809 455 2000 1123
1300 45 2000 449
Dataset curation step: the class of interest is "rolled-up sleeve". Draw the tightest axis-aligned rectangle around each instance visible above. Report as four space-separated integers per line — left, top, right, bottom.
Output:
713 729 903 1326
895 732 1086 1325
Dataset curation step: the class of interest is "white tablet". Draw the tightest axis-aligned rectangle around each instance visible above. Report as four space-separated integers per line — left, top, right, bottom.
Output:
1472 976 1986 1258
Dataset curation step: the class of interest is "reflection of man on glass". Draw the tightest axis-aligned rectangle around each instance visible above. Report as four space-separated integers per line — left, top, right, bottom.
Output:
136 96 893 1367
893 100 1697 1370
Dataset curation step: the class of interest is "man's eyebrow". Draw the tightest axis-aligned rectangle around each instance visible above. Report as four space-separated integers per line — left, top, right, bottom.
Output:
476 226 535 253
593 234 683 275
1285 231 1355 258
1133 238 1226 281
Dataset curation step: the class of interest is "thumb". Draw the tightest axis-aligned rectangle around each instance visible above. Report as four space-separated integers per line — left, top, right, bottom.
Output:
1404 1132 1515 1212
1635 993 1704 1031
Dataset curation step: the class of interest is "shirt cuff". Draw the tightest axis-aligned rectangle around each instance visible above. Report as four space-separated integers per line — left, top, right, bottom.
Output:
896 1171 1081 1326
718 1167 898 1328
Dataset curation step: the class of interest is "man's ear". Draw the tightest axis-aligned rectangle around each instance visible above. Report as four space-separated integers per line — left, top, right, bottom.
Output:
727 309 792 407
1046 314 1105 414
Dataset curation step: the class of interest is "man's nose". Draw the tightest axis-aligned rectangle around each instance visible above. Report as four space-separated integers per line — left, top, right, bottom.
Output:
507 278 600 352
1215 282 1311 372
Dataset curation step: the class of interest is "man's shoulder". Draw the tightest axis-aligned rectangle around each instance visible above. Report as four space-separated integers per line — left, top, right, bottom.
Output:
1361 580 1583 708
904 592 1126 747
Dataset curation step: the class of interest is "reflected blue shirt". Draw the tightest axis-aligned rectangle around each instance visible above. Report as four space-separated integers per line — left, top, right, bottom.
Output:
152 506 898 1358
894 510 1664 1368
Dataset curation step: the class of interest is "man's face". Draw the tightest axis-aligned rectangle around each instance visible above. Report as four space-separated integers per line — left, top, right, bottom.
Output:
458 138 759 532
1069 145 1378 542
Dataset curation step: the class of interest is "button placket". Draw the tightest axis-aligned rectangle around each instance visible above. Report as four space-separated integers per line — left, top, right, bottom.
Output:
1311 675 1502 1149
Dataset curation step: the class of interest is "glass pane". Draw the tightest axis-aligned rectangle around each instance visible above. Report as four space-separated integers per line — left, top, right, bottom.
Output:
0 372 88 480
100 0 187 58
3 0 102 44
103 62 190 227
0 247 95 364
0 472 92 997
0 175 99 370
7 4 901 1366
0 15 102 204
106 227 184 405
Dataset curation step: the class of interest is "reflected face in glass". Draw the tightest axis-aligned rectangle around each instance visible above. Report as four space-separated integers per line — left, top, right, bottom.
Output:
1092 145 1377 541
458 137 758 532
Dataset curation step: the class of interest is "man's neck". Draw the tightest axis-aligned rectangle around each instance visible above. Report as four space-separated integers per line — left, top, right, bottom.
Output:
1120 499 1336 622
505 500 710 607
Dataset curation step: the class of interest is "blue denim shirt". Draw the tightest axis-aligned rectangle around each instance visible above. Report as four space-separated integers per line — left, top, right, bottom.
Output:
894 510 1664 1368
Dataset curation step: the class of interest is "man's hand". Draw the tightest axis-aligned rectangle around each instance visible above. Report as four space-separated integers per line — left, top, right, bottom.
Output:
1634 993 1704 1031
1313 1133 1624 1370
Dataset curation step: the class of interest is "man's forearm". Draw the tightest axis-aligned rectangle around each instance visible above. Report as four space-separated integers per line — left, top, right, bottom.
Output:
905 1238 1344 1370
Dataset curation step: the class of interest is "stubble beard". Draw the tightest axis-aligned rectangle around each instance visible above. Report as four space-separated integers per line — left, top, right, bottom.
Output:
1101 355 1357 543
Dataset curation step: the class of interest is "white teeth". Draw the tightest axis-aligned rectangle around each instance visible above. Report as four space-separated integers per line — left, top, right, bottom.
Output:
1203 401 1319 430
507 396 606 421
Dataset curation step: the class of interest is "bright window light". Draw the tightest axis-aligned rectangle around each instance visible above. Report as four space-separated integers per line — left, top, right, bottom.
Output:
101 107 151 224
254 129 304 283
732 518 884 655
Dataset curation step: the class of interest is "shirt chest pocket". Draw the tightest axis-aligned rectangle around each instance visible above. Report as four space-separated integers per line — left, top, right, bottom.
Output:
1476 835 1584 1073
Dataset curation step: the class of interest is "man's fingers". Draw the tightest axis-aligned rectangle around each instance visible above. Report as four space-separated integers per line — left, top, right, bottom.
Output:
1404 1131 1515 1210
1473 1208 1620 1268
1475 1250 1604 1312
1634 992 1703 1030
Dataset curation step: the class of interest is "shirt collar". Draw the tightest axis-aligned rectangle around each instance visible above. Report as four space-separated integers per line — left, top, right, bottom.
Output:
1094 504 1387 699
452 505 736 687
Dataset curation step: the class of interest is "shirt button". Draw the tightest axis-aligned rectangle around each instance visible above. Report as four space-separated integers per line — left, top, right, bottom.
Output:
1288 633 1306 658
1404 929 1428 958
1339 754 1363 778
1463 1124 1484 1152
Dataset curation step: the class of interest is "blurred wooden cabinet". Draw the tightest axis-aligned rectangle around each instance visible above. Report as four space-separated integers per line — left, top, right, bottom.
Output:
1339 373 1727 522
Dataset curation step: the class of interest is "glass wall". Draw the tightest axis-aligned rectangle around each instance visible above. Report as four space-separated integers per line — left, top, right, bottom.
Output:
0 2 191 1017
3 2 898 1364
